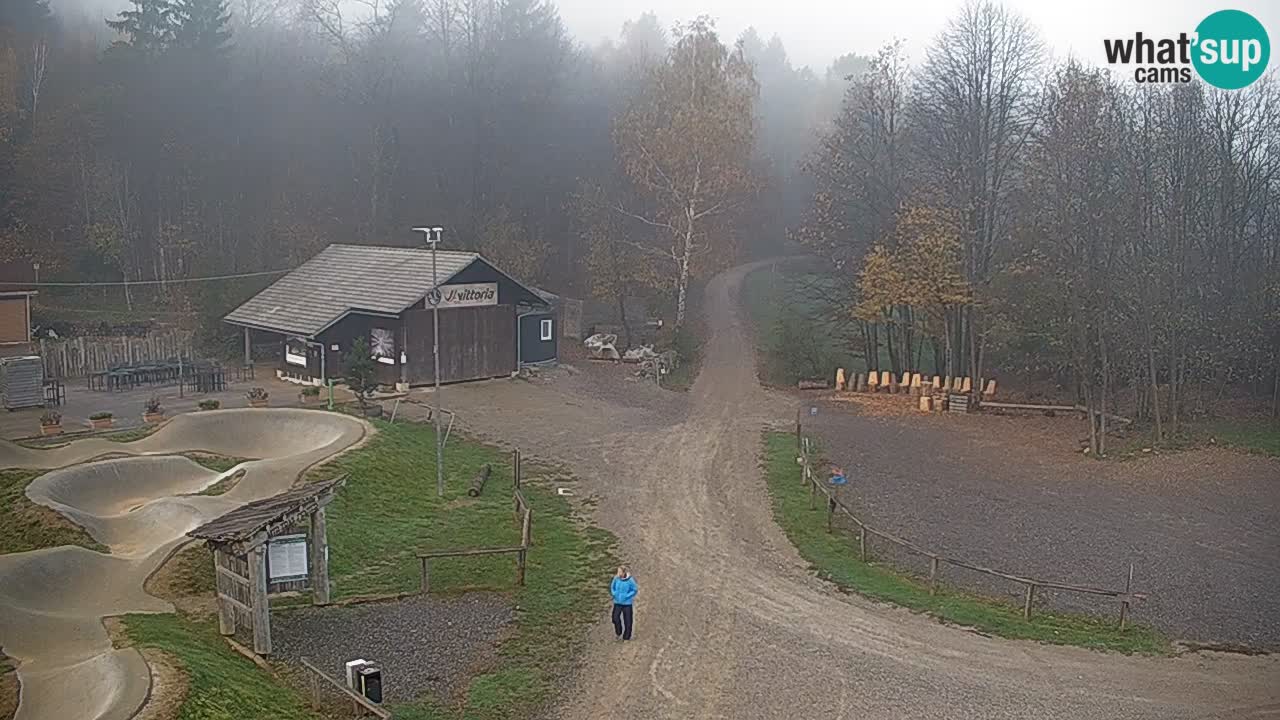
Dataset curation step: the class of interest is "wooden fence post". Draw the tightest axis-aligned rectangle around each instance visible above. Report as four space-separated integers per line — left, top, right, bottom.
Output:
808 472 816 510
1023 583 1036 620
826 496 835 533
929 557 940 596
420 557 431 594
858 526 867 562
1119 562 1133 630
516 549 527 586
521 509 532 547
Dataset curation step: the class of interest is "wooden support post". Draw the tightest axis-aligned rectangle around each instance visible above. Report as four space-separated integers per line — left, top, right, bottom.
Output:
309 508 330 605
858 526 867 562
826 497 835 533
1023 583 1036 620
214 549 236 635
516 549 527 586
420 557 431 594
243 327 252 367
808 470 816 510
513 449 522 489
1119 562 1133 630
248 545 272 655
929 557 940 596
217 594 236 636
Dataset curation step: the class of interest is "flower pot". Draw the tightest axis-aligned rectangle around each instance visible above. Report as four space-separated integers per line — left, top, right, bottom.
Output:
249 399 268 408
143 412 164 424
40 424 63 436
90 418 113 430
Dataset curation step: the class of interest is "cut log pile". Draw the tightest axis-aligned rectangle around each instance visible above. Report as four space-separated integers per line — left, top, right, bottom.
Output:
830 368 999 414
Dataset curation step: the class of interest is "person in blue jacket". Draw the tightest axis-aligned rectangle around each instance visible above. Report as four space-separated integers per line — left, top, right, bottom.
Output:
610 566 637 640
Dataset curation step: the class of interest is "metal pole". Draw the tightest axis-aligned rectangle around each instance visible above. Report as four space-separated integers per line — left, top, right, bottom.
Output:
432 230 443 498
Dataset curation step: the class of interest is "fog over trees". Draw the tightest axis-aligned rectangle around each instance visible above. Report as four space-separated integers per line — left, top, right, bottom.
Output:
1 0 852 303
797 3 1279 450
1 0 1276 438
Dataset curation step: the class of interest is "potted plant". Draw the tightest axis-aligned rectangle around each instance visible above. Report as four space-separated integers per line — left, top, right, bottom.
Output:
299 385 321 404
198 399 221 411
40 410 63 436
143 396 165 423
246 387 269 408
89 411 114 430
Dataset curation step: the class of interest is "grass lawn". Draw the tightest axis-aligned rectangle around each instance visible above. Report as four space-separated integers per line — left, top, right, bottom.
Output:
306 418 616 718
762 431 1169 654
123 614 319 720
1111 417 1280 460
1201 418 1280 457
121 416 615 720
0 469 107 554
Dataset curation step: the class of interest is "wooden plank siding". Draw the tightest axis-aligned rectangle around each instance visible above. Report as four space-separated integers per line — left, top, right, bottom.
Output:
0 298 29 345
403 305 515 384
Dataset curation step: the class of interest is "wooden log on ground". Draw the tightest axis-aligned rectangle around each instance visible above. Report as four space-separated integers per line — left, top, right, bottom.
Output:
468 464 493 497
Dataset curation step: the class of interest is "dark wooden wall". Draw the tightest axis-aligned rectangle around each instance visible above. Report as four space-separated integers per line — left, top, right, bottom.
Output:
318 313 403 384
403 305 515 384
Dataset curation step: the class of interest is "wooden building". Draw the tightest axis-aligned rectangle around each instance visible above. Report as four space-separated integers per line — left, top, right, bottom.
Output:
223 244 557 386
0 261 37 358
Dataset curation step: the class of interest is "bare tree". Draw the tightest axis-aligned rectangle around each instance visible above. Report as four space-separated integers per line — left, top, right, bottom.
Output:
912 0 1045 385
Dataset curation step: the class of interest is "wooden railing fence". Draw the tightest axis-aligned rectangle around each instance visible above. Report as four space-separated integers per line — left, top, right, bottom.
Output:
418 449 533 593
38 331 195 379
796 434 1143 627
300 657 392 719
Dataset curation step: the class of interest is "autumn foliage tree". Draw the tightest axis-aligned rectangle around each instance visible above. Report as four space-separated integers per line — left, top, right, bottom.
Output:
853 206 968 376
611 17 757 329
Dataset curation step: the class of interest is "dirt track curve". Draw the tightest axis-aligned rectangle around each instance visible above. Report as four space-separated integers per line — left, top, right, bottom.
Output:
455 261 1280 720
0 409 368 720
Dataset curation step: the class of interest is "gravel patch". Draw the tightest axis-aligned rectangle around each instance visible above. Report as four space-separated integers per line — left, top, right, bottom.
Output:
271 593 514 702
806 398 1280 648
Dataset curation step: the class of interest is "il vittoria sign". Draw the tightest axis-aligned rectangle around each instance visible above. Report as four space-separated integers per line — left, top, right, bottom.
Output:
428 282 498 309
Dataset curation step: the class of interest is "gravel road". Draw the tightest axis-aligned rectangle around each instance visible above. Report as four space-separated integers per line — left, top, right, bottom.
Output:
444 261 1280 720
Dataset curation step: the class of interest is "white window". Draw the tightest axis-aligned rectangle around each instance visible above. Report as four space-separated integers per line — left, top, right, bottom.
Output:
540 318 553 341
285 338 308 367
267 534 308 580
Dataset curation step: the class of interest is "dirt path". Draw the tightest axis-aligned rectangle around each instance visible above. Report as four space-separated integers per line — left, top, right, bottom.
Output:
448 262 1279 719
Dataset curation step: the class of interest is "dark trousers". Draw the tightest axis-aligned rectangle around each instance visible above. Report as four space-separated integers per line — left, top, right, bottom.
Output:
611 603 634 639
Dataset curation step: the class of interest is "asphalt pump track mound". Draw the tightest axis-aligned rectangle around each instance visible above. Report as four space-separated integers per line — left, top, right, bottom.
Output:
0 408 368 720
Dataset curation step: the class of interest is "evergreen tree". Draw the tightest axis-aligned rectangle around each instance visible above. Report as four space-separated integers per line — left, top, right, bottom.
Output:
106 0 176 56
172 0 232 55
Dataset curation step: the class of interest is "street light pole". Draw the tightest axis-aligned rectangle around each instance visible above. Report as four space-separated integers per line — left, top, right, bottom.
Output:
414 226 447 498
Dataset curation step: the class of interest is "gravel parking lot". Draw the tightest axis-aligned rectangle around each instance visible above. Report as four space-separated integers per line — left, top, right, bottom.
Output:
806 399 1280 649
271 593 513 702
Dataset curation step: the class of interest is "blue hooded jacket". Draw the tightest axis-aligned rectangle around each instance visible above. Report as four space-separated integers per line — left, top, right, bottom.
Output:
611 574 637 605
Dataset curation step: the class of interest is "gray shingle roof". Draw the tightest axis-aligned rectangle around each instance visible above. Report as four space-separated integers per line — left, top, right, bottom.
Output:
224 244 479 336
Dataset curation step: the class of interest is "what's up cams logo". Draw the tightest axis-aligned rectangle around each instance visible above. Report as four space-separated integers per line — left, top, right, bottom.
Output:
1104 9 1270 89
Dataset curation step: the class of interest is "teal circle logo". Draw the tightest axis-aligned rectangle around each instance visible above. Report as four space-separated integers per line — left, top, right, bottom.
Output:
1192 10 1270 90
